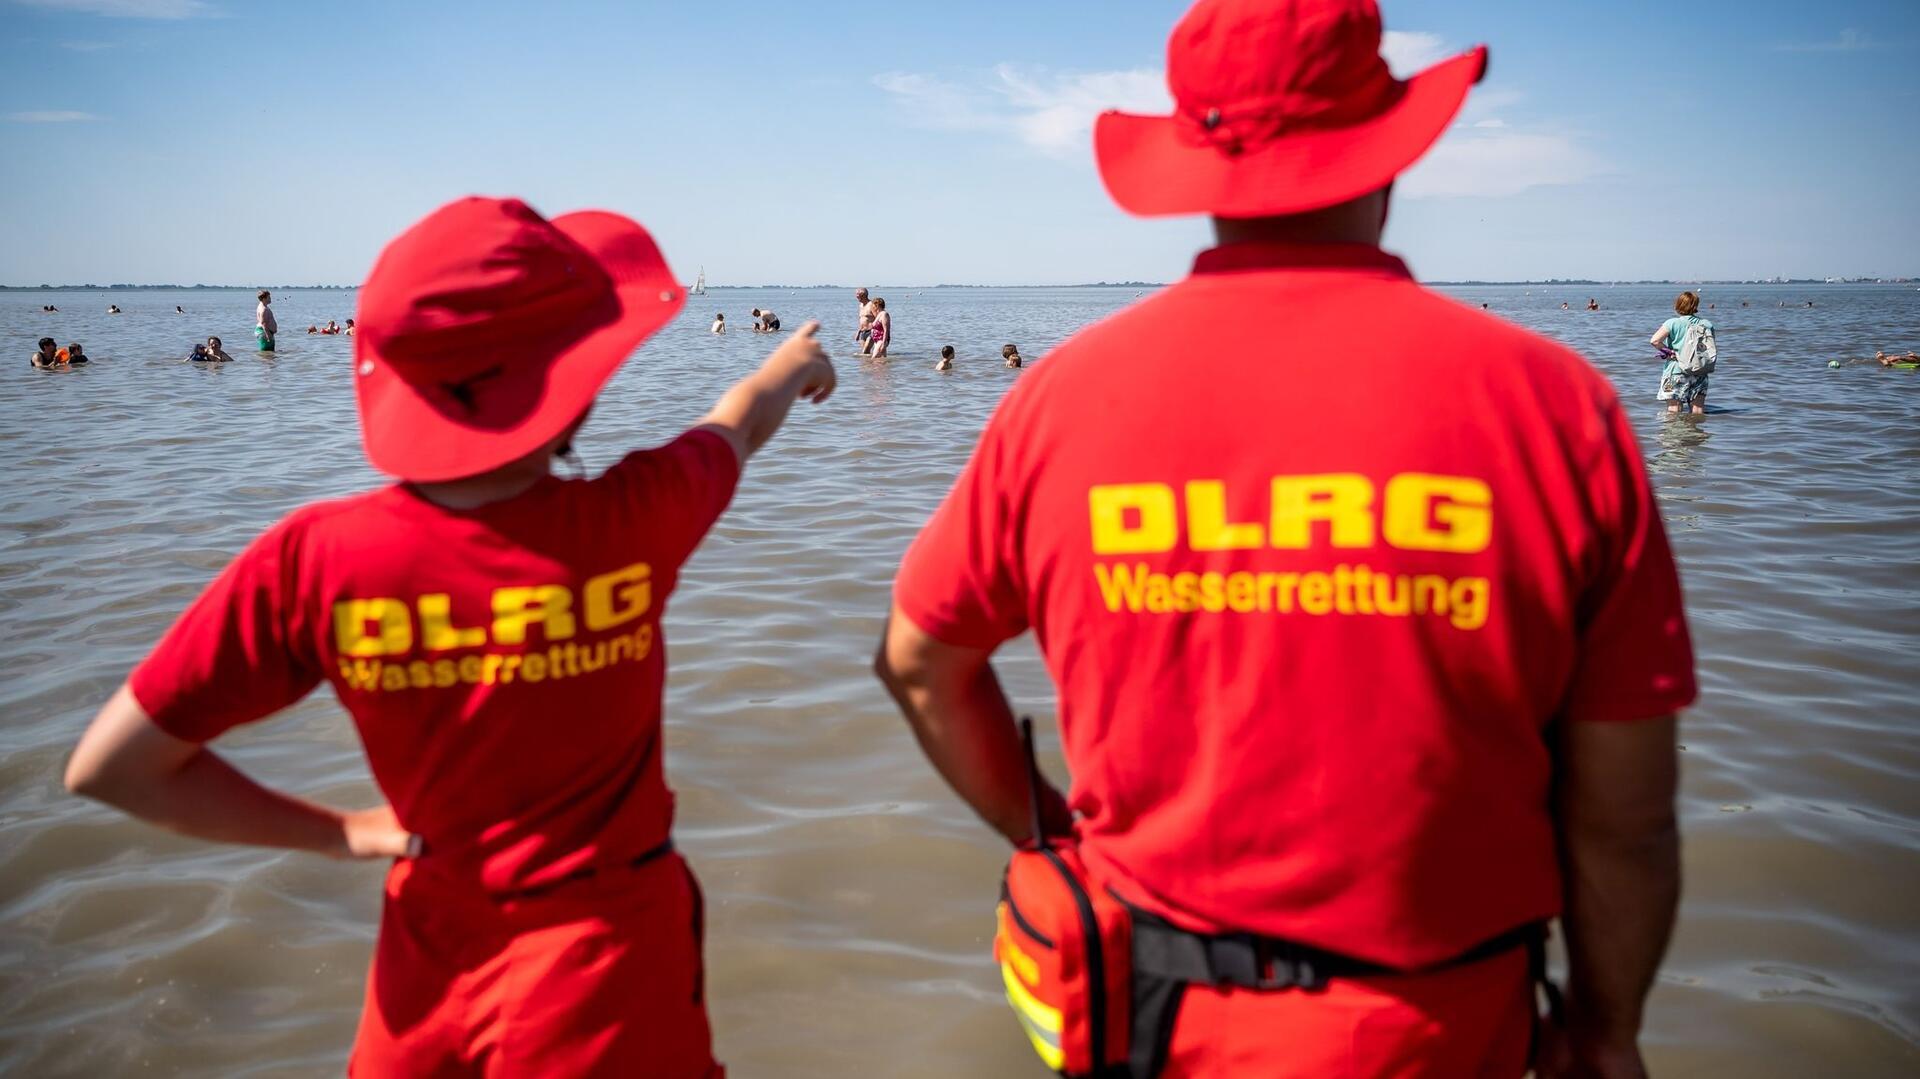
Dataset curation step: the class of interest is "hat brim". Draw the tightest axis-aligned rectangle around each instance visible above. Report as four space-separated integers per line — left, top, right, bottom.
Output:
354 211 686 483
1094 46 1487 219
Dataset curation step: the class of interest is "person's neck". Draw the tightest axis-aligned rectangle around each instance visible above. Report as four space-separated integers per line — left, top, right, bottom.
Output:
409 458 553 510
1212 190 1387 249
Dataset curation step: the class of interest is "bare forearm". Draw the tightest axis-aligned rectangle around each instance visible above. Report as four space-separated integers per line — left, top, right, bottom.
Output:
875 614 1069 843
704 362 811 455
76 747 351 855
1560 822 1680 1043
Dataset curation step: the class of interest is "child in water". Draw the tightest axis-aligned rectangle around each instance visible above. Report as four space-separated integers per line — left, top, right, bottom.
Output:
711 313 726 334
63 196 836 1078
1652 291 1712 414
935 344 954 372
63 342 90 365
1002 343 1023 369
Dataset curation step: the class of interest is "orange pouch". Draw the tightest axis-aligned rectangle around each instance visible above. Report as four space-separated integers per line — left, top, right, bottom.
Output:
995 841 1131 1076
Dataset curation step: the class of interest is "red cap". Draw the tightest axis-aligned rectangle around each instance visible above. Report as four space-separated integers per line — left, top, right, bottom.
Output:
352 197 685 482
1094 0 1486 218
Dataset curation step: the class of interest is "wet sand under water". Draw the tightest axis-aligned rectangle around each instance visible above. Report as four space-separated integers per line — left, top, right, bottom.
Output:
1 283 1916 1076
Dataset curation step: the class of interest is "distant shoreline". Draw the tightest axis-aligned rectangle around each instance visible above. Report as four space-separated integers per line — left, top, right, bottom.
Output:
4 279 1914 291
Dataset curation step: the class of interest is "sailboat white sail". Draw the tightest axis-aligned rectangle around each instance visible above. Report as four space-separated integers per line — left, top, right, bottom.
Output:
692 267 707 296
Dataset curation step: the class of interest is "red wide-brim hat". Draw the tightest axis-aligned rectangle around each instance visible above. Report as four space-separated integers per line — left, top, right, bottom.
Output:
1095 45 1487 219
354 200 685 482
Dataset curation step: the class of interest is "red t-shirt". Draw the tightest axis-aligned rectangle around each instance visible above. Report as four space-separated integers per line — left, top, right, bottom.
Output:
130 429 739 894
894 242 1697 967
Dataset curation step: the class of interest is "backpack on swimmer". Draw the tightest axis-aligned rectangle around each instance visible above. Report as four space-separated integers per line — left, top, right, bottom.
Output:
993 718 1566 1079
1677 317 1718 375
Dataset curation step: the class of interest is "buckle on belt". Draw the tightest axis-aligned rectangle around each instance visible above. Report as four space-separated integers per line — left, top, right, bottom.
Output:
1207 934 1328 991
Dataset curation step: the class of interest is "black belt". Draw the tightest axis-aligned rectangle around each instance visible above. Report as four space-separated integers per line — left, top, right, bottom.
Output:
1130 907 1543 991
1124 907 1550 1079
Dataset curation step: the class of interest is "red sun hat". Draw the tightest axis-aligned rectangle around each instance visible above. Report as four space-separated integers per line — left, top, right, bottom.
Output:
1094 0 1487 219
352 196 685 482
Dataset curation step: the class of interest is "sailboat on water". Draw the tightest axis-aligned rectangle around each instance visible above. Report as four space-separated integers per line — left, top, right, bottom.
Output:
691 267 707 296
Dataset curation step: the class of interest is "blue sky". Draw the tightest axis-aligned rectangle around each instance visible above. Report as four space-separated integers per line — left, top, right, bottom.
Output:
1 0 1915 285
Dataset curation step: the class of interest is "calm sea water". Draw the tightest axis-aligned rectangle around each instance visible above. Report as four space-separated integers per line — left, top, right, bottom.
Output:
2 282 1916 1076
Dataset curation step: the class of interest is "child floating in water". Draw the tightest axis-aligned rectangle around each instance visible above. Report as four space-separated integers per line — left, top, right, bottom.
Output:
188 343 214 362
711 313 726 334
935 344 954 372
63 342 90 365
1002 343 1023 369
1877 350 1919 368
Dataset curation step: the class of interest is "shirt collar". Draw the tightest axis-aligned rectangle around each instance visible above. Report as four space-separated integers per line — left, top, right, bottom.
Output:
1191 241 1412 280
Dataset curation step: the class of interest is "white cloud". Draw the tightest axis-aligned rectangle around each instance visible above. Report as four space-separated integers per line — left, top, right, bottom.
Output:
6 110 98 122
1775 28 1872 53
1399 128 1601 199
13 0 211 18
1380 30 1449 78
873 30 1603 195
875 65 1167 158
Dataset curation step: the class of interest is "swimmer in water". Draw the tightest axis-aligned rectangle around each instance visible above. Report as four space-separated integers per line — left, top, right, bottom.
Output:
64 342 90 365
1876 350 1919 367
324 320 342 335
345 319 356 336
1560 302 1570 310
32 337 63 368
108 304 122 315
1586 298 1599 311
189 343 213 362
176 306 185 314
307 325 321 335
936 344 954 372
711 313 726 334
1002 343 1023 369
867 298 890 359
206 336 233 362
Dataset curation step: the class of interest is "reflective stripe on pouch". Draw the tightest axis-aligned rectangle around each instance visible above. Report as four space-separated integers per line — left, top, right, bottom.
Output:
1001 960 1066 1070
996 905 1043 988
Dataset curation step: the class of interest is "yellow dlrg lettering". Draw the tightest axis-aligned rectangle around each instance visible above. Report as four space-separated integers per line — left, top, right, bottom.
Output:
491 585 577 645
1185 481 1264 551
1383 474 1493 553
584 562 652 631
1089 483 1178 555
417 593 486 651
1269 474 1375 548
332 597 412 656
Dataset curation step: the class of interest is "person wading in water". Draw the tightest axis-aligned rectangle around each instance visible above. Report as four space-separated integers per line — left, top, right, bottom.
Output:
65 196 835 1077
874 1 1695 1076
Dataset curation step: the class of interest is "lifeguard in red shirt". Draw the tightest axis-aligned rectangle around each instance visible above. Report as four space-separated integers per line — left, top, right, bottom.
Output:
64 196 836 1077
876 1 1696 1076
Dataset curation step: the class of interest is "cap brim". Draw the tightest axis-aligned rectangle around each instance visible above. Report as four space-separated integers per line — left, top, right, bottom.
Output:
1095 46 1487 219
354 211 686 482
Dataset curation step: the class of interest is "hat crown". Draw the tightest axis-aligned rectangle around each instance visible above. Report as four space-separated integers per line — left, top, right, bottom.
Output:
357 197 614 372
1166 0 1396 144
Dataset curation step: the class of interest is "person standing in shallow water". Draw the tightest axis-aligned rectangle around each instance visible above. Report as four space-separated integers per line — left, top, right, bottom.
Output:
1651 290 1713 415
255 290 278 352
64 196 835 1077
875 1 1694 1076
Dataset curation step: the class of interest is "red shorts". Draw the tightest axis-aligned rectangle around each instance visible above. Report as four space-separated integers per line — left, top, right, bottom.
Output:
1161 948 1534 1078
350 850 722 1078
